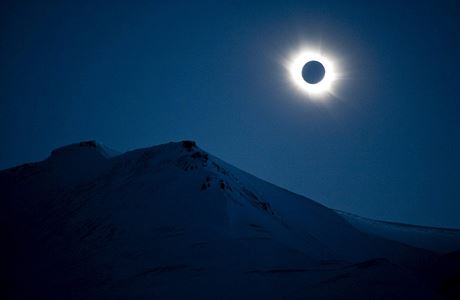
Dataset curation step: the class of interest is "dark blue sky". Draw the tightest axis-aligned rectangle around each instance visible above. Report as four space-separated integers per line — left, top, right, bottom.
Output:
1 0 459 228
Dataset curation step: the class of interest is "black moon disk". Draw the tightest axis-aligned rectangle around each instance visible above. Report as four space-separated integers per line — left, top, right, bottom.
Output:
301 61 326 84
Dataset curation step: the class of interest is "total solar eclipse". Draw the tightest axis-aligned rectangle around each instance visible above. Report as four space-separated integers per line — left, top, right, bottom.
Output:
287 49 337 97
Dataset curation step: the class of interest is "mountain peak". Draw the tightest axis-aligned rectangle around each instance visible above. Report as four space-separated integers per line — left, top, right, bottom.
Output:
180 140 197 150
50 140 120 159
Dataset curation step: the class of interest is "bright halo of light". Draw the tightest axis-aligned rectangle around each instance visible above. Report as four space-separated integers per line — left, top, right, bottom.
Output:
288 50 337 97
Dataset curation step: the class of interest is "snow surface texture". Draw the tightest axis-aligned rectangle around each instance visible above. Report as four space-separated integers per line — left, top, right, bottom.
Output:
1 140 459 300
336 210 460 254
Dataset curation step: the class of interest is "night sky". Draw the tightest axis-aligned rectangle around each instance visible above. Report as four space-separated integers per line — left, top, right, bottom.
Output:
1 0 459 228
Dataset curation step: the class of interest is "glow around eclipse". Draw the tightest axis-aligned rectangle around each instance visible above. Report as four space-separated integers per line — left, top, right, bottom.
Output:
287 49 338 97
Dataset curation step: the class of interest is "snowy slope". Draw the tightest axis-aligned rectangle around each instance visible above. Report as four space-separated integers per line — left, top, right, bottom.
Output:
336 210 460 253
1 140 457 300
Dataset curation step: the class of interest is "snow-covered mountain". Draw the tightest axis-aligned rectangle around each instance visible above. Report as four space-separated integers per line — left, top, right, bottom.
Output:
1 140 459 300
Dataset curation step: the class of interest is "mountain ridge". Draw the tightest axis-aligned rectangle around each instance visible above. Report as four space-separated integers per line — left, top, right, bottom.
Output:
1 140 459 299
